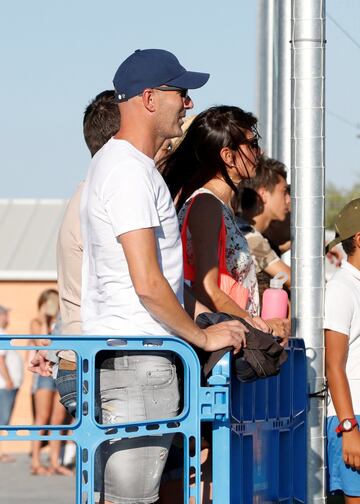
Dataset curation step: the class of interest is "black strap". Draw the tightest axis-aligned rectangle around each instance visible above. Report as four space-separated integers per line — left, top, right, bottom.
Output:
308 387 327 399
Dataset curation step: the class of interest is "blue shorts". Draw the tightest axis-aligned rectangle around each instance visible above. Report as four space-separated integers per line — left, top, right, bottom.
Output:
327 415 360 496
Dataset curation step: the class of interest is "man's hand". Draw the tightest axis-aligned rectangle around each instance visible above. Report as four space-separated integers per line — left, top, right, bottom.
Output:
201 320 248 354
342 428 360 469
28 350 53 377
326 246 343 268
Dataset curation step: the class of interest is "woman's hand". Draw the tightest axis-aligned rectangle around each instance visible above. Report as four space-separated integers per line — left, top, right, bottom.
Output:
266 318 291 345
28 350 53 377
27 339 53 376
245 316 290 346
200 319 249 354
248 316 272 333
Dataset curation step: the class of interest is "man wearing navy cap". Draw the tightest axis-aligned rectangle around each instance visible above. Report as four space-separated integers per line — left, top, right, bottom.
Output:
80 49 247 504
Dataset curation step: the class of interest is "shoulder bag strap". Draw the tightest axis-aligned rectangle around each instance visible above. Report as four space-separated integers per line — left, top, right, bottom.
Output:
181 196 198 282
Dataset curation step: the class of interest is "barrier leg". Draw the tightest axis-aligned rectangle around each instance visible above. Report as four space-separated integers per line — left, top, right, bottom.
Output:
212 419 231 504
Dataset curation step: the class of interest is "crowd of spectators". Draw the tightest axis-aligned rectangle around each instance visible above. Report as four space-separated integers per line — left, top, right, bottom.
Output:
1 47 357 504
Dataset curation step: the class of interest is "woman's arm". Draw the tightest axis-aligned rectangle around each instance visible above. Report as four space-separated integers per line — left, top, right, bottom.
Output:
188 194 251 318
29 317 51 346
183 283 212 320
187 195 290 338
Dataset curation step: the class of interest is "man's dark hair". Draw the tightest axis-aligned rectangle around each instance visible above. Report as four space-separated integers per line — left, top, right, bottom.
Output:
83 90 120 157
342 235 356 256
240 156 287 211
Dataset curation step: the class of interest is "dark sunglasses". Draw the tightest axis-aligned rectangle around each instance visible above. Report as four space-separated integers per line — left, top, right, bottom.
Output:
153 86 191 103
247 137 260 150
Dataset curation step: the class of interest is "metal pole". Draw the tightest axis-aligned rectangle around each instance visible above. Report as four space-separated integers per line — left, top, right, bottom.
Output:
275 0 292 169
291 1 326 503
256 0 275 156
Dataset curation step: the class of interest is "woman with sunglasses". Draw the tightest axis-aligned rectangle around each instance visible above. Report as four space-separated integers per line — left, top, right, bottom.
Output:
162 105 289 338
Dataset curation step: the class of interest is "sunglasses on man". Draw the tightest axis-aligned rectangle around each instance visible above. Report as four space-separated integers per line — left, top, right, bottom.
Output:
153 86 191 105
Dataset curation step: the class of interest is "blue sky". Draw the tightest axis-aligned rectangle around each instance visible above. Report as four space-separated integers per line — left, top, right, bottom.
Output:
1 0 359 198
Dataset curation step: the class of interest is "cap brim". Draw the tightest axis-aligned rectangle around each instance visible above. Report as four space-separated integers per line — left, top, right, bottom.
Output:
167 71 210 90
325 236 341 254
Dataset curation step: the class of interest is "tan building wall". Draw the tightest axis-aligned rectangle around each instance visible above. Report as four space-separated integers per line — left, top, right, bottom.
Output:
0 280 57 454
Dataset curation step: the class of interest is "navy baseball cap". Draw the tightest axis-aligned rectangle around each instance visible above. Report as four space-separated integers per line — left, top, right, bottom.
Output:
113 49 210 102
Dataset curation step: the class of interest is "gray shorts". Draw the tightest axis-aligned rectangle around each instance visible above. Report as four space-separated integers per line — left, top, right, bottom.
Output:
95 352 180 504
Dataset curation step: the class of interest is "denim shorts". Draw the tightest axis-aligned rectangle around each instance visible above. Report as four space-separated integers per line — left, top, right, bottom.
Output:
327 415 360 496
32 374 57 393
96 352 180 504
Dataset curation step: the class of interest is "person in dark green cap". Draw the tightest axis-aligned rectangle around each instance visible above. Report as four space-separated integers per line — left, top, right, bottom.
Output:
324 197 360 502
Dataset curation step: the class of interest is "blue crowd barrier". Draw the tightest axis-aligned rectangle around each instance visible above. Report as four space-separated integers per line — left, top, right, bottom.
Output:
0 335 307 503
210 338 307 503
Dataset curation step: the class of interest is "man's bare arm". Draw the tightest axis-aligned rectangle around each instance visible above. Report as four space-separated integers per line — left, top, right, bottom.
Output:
325 329 360 469
326 329 354 418
119 227 248 353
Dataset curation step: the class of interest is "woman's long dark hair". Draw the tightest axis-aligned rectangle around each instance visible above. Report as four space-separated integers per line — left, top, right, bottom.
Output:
161 105 259 211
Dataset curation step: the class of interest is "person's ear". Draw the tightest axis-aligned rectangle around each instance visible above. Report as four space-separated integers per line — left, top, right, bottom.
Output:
354 231 360 248
257 186 268 204
219 146 235 167
141 89 156 112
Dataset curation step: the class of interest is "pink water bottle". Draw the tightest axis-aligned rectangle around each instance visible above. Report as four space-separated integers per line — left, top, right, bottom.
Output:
261 272 289 320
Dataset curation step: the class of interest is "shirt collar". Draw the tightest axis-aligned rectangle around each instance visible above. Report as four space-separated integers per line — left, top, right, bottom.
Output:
341 260 360 281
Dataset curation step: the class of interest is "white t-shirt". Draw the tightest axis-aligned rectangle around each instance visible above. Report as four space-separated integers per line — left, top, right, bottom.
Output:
80 139 184 336
0 332 24 389
324 260 360 417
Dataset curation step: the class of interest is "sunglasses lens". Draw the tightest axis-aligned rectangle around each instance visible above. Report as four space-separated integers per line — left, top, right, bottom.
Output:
250 138 259 150
153 86 190 104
